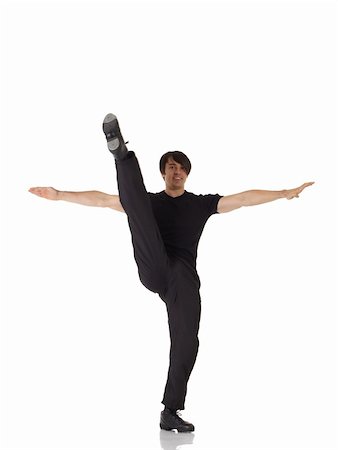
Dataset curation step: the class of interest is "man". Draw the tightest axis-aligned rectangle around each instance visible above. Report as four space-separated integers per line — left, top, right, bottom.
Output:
29 113 314 432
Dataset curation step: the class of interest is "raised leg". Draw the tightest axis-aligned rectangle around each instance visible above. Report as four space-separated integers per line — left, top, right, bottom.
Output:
102 113 170 296
116 152 170 296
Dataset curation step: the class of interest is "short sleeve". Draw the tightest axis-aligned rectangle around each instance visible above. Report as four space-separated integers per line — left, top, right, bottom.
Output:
199 194 222 217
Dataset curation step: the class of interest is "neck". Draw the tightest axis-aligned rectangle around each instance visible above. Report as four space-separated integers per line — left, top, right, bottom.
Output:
165 188 185 198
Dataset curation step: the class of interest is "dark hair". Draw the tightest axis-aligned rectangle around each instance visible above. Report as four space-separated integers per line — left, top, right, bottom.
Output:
159 151 192 175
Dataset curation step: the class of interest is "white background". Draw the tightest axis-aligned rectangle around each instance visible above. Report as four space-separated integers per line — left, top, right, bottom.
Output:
1 0 337 449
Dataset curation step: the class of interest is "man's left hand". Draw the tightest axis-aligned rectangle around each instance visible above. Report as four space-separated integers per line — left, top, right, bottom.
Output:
285 182 315 200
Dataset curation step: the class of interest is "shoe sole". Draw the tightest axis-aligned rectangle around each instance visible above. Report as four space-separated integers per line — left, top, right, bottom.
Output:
103 113 117 124
160 423 194 432
103 113 120 151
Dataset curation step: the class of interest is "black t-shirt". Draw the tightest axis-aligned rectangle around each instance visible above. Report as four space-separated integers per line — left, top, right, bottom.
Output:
148 190 221 268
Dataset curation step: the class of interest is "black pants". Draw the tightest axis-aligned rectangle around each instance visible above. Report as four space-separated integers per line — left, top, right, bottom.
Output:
116 152 201 410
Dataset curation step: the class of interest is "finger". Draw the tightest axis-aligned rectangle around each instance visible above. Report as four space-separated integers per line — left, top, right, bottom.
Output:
298 182 314 193
28 187 40 195
30 187 45 197
297 185 307 193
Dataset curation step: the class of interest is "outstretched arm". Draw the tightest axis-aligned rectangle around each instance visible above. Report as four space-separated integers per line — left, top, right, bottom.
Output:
217 182 314 214
28 187 125 213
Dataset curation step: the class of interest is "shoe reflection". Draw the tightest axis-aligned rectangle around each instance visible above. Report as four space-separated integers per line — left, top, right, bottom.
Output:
159 429 195 450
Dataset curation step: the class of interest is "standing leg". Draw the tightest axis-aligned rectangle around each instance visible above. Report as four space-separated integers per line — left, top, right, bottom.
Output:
162 262 201 411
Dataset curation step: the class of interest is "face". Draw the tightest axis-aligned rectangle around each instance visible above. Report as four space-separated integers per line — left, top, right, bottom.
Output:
162 157 188 191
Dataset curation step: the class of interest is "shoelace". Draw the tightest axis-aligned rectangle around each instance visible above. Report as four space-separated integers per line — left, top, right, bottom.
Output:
174 410 187 424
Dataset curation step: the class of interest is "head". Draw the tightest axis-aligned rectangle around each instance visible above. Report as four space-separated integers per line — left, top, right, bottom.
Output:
159 151 191 192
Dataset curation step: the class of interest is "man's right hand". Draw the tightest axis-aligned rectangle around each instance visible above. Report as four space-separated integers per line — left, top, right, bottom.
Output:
29 187 59 200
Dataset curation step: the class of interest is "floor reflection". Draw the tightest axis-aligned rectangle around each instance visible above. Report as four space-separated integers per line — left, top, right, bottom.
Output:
159 429 195 450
